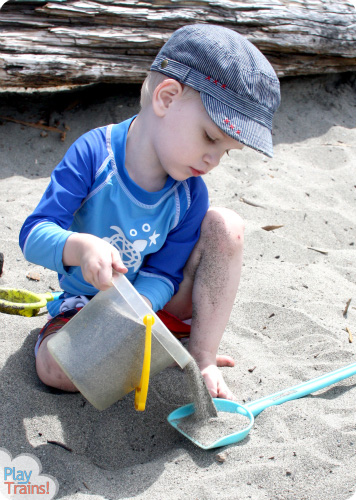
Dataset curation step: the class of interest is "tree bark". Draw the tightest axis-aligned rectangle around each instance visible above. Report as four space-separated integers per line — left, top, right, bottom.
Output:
1 0 356 90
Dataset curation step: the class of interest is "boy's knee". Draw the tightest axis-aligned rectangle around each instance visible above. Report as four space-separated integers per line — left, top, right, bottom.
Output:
36 339 77 392
201 208 244 251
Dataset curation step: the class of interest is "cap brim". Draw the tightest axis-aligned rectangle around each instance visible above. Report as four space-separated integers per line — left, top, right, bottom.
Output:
200 93 274 158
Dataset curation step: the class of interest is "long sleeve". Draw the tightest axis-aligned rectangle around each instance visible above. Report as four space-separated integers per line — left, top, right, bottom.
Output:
19 128 107 273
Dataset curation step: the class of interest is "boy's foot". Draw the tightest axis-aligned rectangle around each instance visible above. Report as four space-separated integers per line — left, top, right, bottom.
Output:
216 354 235 367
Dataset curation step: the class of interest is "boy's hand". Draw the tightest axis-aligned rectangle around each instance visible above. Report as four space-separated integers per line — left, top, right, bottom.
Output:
201 363 237 401
63 233 127 290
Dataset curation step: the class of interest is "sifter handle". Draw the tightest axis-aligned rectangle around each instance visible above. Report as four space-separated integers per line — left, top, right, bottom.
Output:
246 362 356 417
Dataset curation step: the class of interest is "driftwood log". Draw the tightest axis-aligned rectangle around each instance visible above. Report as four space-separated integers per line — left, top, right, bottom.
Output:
0 0 356 90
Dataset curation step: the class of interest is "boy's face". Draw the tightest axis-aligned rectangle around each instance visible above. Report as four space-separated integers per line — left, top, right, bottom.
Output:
152 88 244 182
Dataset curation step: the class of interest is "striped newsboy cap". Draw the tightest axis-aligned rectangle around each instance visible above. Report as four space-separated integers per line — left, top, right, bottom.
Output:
151 24 281 157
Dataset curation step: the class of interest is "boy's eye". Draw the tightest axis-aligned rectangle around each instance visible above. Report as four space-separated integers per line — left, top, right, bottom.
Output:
205 132 215 143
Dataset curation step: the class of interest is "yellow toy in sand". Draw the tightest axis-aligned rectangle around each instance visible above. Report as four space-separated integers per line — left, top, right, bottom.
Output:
0 288 62 317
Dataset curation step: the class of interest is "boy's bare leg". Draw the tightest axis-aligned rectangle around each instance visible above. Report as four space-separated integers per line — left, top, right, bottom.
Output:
36 336 78 392
163 207 244 399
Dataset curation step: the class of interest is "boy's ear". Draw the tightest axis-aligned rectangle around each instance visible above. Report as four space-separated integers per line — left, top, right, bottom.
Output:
152 79 184 117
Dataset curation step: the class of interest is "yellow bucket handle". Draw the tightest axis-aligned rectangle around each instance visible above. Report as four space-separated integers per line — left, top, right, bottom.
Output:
135 314 154 411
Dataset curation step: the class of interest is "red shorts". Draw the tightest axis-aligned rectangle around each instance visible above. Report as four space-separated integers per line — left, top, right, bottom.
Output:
35 307 191 356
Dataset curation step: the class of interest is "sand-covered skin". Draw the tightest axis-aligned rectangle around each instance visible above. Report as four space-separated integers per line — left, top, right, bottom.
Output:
1 73 356 500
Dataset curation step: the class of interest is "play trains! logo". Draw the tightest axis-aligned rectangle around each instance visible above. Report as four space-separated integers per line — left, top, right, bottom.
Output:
0 448 58 499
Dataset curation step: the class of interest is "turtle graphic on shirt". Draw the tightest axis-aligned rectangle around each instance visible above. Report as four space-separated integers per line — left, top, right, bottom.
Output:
103 225 151 272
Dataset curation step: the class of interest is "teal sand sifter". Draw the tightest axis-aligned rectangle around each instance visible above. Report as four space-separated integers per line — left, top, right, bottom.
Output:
168 362 356 449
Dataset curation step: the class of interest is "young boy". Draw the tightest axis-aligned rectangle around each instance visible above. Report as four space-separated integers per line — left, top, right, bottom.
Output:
19 24 280 401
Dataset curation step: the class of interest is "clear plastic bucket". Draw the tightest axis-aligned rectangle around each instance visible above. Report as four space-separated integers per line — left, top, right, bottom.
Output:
47 274 192 410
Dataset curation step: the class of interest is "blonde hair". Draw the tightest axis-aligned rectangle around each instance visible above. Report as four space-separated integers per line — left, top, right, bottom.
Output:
140 71 198 108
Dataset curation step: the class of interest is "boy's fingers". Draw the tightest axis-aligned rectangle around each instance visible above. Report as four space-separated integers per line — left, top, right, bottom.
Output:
112 260 128 274
96 265 114 290
111 250 128 274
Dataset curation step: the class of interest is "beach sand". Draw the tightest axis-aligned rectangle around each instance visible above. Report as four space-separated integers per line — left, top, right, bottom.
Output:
0 72 355 500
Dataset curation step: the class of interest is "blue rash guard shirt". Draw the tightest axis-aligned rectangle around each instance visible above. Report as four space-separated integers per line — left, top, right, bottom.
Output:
19 117 209 314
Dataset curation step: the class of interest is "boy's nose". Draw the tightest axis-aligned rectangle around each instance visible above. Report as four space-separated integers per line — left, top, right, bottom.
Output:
203 151 221 169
